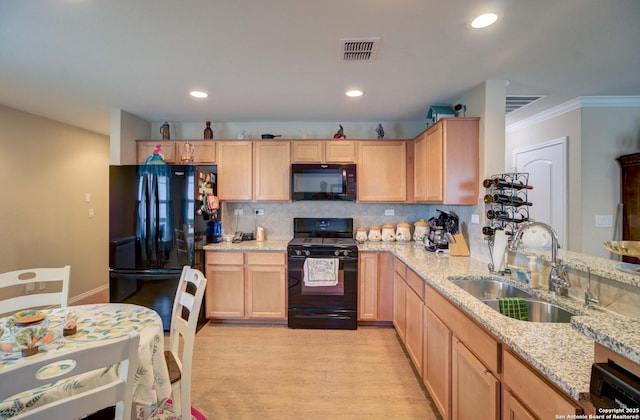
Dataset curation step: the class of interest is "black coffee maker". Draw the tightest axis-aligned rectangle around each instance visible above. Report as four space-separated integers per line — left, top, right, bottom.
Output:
425 209 459 252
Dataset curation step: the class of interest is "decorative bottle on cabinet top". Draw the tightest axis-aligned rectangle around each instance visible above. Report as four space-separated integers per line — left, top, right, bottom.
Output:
204 121 213 139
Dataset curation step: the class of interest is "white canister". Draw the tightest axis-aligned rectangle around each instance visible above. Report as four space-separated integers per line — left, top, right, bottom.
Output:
395 221 411 242
413 219 428 242
381 223 395 242
368 225 381 242
355 227 368 243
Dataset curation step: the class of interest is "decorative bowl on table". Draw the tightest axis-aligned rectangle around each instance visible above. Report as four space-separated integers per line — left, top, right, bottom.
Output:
603 241 640 257
4 325 57 357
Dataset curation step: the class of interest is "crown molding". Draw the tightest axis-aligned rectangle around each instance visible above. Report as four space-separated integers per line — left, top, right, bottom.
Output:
506 96 640 133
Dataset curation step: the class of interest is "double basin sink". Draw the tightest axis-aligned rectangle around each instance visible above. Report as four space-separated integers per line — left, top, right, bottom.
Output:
449 278 575 323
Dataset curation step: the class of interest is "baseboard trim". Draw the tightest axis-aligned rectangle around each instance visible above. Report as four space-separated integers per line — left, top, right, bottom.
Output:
69 284 109 304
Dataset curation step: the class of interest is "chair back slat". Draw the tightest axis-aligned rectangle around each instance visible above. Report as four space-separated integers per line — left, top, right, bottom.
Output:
0 266 71 314
0 334 140 420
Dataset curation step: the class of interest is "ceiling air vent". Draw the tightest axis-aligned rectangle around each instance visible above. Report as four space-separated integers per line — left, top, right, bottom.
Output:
340 38 380 62
505 95 544 114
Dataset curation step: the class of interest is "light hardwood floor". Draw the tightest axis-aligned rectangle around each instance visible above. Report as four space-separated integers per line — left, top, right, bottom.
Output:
74 291 441 419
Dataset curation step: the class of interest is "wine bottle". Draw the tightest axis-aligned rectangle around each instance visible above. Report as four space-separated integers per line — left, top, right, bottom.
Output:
489 194 532 207
486 210 510 220
482 178 533 190
482 226 513 236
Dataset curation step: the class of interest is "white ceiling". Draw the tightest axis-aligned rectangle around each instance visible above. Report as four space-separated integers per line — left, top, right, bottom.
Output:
1 0 639 136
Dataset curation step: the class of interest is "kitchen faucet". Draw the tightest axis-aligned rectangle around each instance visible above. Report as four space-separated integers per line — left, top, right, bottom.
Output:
567 258 599 308
509 221 570 294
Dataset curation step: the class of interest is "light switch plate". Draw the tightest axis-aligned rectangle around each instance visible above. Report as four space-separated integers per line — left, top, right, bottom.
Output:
471 214 480 224
234 209 244 215
595 215 613 227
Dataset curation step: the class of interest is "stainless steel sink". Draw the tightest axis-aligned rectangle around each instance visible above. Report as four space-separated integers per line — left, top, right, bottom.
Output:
483 299 574 323
449 278 532 300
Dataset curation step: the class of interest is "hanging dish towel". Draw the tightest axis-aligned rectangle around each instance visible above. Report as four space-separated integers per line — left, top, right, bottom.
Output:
303 258 339 287
497 297 529 321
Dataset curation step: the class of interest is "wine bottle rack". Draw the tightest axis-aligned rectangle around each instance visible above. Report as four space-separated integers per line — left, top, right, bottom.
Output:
483 172 531 236
483 172 531 274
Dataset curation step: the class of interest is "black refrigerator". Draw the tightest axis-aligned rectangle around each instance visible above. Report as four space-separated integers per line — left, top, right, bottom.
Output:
109 164 218 330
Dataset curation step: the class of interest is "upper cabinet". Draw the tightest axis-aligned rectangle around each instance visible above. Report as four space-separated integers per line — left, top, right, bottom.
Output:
216 141 253 201
254 140 291 201
291 140 356 163
357 141 407 202
136 140 215 164
414 117 479 204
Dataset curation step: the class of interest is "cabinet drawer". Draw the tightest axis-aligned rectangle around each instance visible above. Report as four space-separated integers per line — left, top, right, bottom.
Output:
425 283 499 372
206 252 244 265
406 269 424 301
503 350 582 418
394 257 406 279
246 252 286 266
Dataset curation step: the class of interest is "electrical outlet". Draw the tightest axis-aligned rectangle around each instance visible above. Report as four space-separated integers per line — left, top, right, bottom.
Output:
234 209 243 216
88 208 95 218
25 283 36 294
39 282 46 290
385 209 395 216
471 214 480 224
595 215 613 227
255 209 264 215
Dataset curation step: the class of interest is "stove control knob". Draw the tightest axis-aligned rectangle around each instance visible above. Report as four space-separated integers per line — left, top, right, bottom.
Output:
334 250 340 256
295 250 302 256
305 250 310 257
343 250 349 257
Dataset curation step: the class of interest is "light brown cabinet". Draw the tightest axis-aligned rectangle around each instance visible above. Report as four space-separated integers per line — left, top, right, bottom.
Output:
502 389 536 420
358 251 393 322
392 258 424 374
423 281 500 419
452 338 500 419
392 259 407 341
216 141 253 201
253 140 290 201
413 117 479 204
424 307 451 419
291 140 356 163
502 349 583 419
357 141 407 202
136 140 216 164
205 251 286 320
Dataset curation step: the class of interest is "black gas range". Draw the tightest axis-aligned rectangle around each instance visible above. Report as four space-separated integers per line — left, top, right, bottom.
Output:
287 218 358 330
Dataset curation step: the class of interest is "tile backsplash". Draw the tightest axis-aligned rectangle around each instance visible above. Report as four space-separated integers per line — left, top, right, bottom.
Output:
220 201 479 242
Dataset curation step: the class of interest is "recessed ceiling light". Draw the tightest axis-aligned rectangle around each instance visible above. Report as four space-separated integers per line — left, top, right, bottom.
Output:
189 90 208 98
346 89 364 97
470 11 502 29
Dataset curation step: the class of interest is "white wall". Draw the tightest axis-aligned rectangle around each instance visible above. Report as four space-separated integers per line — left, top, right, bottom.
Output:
506 99 640 257
0 105 110 299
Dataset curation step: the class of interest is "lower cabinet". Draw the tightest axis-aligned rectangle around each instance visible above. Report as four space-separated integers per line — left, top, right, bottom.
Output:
358 251 393 322
205 251 286 320
392 260 407 340
502 349 583 418
452 338 500 419
502 389 536 420
423 282 500 420
404 270 424 374
423 307 451 419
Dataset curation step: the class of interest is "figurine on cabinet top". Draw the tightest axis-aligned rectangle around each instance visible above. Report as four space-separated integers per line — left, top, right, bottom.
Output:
203 121 213 139
333 124 346 139
376 124 384 139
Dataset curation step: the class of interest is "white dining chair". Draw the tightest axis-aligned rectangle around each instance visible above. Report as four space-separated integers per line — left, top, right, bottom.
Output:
161 266 207 420
0 266 71 314
0 334 140 420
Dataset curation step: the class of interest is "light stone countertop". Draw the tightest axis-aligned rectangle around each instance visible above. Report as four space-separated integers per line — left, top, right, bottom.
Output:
203 239 640 402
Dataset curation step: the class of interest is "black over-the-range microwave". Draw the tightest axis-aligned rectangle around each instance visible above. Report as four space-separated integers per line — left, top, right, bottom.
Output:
291 163 356 201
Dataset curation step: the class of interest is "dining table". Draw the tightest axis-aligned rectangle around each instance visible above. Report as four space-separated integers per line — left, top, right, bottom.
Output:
0 303 172 419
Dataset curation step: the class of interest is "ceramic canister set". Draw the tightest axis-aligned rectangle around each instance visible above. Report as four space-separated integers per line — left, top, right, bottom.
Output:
355 219 429 243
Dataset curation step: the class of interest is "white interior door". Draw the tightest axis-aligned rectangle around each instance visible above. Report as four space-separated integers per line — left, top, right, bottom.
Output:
513 137 567 248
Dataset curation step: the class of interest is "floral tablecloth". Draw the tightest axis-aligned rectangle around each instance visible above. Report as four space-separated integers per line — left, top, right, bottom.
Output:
0 303 171 419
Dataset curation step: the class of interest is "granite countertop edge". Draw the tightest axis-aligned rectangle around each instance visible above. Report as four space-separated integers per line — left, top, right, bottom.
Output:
203 240 639 402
